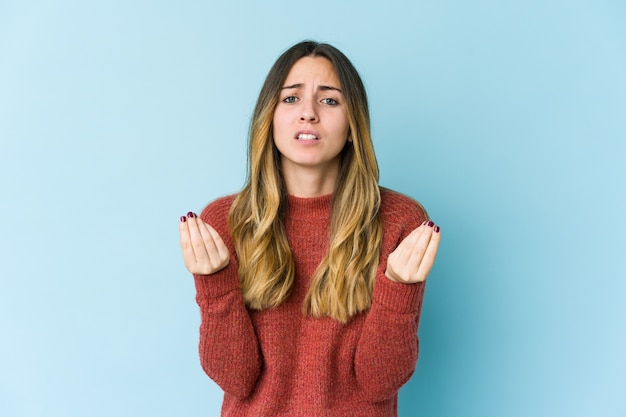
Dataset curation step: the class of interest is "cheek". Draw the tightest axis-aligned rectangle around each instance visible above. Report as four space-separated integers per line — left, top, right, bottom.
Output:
272 109 290 135
334 114 350 138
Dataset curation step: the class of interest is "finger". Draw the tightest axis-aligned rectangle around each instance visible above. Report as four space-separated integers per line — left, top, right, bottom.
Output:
179 215 197 267
393 225 426 263
385 224 429 282
416 225 441 281
197 220 220 261
205 222 230 260
403 225 434 278
186 213 209 263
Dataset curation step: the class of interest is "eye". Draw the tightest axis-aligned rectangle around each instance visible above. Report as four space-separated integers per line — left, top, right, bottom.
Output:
282 96 298 104
321 98 338 106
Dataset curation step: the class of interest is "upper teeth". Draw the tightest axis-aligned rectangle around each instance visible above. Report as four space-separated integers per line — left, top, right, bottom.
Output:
298 134 317 140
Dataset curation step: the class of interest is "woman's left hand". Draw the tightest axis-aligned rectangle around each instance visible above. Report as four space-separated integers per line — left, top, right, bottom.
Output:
385 221 441 284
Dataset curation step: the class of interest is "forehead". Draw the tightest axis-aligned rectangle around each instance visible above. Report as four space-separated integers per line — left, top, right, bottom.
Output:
284 56 340 86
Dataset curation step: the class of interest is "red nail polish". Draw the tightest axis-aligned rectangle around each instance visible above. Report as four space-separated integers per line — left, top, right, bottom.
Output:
434 225 440 233
427 221 434 227
180 216 187 222
187 212 195 218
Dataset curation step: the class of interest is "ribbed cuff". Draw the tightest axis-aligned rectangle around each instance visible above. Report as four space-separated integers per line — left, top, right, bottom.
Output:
373 273 425 314
193 263 241 299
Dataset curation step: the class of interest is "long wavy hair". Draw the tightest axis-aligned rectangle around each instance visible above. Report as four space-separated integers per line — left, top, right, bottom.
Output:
228 41 382 323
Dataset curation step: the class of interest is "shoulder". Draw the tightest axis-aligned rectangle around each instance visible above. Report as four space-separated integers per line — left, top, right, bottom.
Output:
380 187 428 221
198 193 238 228
379 187 428 232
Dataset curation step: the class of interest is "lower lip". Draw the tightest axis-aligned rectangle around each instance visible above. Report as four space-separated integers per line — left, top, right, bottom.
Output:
294 137 319 144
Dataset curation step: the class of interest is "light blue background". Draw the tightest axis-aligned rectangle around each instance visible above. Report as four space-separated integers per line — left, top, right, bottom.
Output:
1 1 625 416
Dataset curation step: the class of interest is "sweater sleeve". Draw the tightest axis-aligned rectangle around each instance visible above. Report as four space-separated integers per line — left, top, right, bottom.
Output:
354 190 428 402
193 197 262 399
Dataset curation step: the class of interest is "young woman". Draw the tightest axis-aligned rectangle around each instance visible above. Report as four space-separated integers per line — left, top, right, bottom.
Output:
179 41 440 417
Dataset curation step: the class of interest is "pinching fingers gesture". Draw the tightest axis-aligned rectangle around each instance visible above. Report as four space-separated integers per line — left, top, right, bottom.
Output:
179 212 230 275
385 221 441 284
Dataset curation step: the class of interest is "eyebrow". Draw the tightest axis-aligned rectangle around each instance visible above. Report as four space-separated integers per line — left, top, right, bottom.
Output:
281 83 343 93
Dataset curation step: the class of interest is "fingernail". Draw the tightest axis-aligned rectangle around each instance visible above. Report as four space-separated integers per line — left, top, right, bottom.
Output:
434 225 440 233
421 220 427 226
187 212 195 218
180 216 187 222
427 221 434 227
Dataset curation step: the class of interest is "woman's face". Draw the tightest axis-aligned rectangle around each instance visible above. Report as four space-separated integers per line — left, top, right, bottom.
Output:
272 56 350 183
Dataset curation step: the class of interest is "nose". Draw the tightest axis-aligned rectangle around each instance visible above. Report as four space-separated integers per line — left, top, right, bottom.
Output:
299 98 319 122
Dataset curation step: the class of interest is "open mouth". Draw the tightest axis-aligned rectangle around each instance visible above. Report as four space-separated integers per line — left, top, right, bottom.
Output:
297 133 319 141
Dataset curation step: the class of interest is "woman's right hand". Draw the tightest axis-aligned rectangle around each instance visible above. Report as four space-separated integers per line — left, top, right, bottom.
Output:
179 212 230 275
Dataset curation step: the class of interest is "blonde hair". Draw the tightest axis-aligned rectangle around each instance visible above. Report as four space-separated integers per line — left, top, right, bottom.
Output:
228 41 382 323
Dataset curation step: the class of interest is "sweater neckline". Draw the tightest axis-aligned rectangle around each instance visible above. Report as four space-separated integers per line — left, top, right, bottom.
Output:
286 193 332 220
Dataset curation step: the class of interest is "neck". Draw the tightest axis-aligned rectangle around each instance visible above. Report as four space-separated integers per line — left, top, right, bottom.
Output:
282 164 339 198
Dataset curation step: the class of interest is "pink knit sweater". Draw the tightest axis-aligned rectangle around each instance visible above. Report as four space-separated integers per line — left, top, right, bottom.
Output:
193 188 427 417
